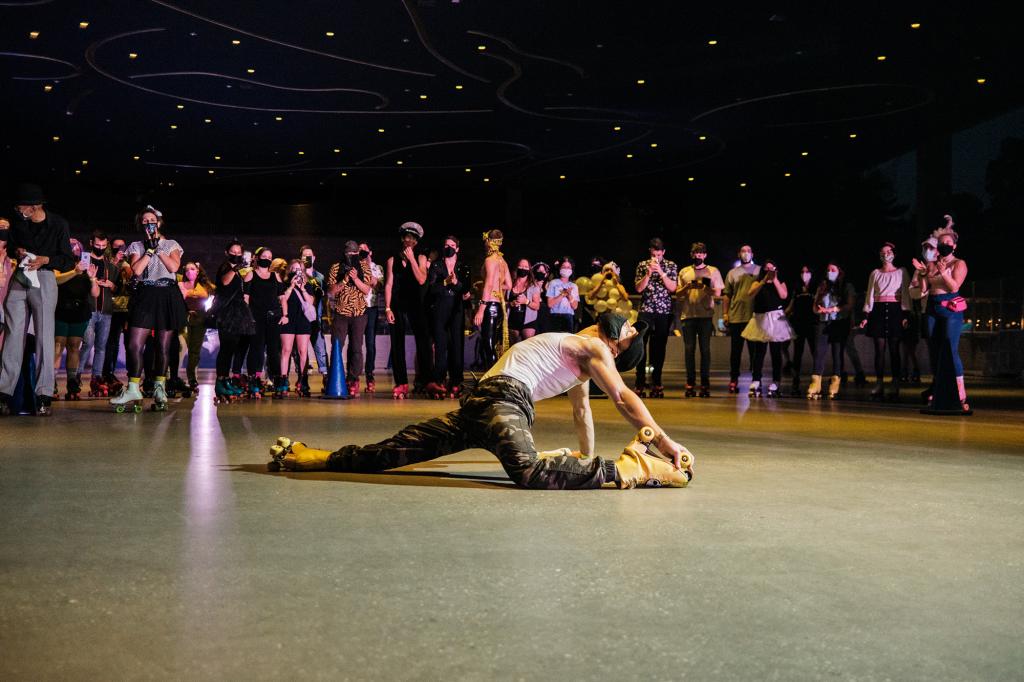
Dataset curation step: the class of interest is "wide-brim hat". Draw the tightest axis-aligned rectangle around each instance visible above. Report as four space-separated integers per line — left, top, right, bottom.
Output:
14 183 46 205
598 312 650 373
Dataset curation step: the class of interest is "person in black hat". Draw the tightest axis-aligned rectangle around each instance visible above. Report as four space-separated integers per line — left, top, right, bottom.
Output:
0 183 76 416
266 311 695 490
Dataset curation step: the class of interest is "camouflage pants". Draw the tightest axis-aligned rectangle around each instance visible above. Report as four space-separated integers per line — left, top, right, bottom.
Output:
327 376 613 489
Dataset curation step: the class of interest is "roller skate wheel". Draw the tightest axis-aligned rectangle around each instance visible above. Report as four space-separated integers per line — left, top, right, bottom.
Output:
269 445 284 458
115 405 125 413
638 426 657 444
133 404 143 413
276 436 293 449
267 460 281 472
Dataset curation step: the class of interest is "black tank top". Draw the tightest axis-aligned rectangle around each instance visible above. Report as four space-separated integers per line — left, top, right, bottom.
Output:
247 272 282 314
392 253 424 310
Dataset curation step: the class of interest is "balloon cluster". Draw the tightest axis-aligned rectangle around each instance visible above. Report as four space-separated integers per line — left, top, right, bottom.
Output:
576 271 639 324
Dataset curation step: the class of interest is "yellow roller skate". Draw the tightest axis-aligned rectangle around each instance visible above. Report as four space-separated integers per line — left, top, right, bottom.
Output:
267 437 331 472
613 426 693 489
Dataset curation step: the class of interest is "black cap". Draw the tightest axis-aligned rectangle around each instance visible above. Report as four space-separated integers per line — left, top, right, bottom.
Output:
14 183 46 205
598 312 650 372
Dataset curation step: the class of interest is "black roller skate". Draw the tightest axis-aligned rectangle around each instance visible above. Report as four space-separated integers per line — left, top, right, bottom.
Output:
425 381 448 400
633 383 648 398
296 373 312 398
65 375 82 401
247 374 263 400
180 378 196 398
365 375 376 394
36 395 53 417
105 375 124 397
684 384 697 398
649 385 664 399
698 385 711 398
728 381 739 394
88 375 108 398
447 384 464 400
272 375 289 398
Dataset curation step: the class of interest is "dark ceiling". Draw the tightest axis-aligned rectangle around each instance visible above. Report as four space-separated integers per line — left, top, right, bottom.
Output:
0 1 1020 196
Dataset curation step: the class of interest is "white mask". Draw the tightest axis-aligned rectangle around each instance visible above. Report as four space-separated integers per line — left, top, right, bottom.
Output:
801 272 812 285
881 253 894 264
923 248 937 263
739 252 752 264
826 271 838 282
559 268 572 278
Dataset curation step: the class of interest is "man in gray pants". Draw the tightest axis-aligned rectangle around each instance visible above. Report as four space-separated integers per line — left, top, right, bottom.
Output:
0 184 75 416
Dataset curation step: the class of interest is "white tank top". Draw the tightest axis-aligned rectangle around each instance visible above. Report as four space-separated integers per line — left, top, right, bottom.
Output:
482 333 584 402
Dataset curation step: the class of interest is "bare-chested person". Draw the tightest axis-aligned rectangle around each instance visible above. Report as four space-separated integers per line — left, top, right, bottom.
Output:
473 229 512 369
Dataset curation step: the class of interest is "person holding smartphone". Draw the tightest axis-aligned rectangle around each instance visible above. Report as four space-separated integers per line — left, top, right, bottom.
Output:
741 259 792 397
53 238 100 400
545 257 580 333
677 242 723 398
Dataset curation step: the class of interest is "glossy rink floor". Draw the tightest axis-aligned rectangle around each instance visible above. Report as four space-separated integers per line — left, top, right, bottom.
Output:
2 376 1023 680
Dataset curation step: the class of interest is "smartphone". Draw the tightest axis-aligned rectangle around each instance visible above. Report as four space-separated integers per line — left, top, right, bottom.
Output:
80 251 91 268
242 250 252 267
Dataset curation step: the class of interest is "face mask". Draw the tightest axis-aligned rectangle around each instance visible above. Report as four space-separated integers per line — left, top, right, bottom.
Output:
358 250 370 260
801 272 812 285
693 257 705 266
443 246 457 258
303 256 314 267
827 271 838 282
559 269 572 278
186 270 198 281
256 258 272 269
739 252 752 264
881 253 894 264
228 254 242 265
516 267 530 278
923 248 937 262
937 243 954 257
92 247 105 257
533 269 547 279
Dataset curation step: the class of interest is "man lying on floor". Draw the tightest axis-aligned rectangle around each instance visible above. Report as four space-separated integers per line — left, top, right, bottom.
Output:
269 312 695 489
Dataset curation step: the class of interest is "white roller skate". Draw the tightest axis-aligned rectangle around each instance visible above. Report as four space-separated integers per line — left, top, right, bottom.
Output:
110 381 144 413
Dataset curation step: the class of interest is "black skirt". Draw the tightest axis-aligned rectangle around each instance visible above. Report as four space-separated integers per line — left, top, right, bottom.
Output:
864 302 905 339
128 283 188 332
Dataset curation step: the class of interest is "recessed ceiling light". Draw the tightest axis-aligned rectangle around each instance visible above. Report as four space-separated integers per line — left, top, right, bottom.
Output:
79 22 89 29
800 151 809 156
419 94 428 100
208 170 214 174
204 118 212 123
559 175 566 180
341 172 348 177
707 39 718 45
129 52 138 59
75 170 81 175
378 128 385 133
169 124 177 129
650 143 658 148
29 31 40 39
214 155 221 160
325 31 335 37
246 68 255 74
298 151 305 155
687 177 695 182
698 135 707 141
636 79 646 85
877 55 887 61
43 85 53 92
464 168 471 173
133 155 140 160
168 182 174 187
81 160 88 165
976 78 987 84
613 126 622 131
176 104 185 109
455 85 464 90
333 148 341 153
396 160 403 165
483 178 490 182
784 172 792 177
52 136 60 142
477 45 486 51
626 153 633 159
849 133 858 139
910 22 921 29
275 116 283 121
231 39 240 45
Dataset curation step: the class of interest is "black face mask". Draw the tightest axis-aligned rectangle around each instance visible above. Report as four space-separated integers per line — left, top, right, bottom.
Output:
443 246 457 258
693 257 705 266
358 250 370 260
256 258 272 269
516 267 530 278
92 247 106 257
303 256 313 268
228 254 242 265
345 253 359 266
937 243 955 257
533 269 547 279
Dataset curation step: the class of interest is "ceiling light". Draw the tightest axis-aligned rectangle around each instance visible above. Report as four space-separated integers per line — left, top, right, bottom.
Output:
325 31 335 37
169 124 177 129
333 148 341 153
876 55 887 61
483 178 490 182
208 170 214 174
910 22 921 29
231 39 240 45
650 143 658 148
976 78 986 84
75 170 81 175
849 133 857 139
133 155 140 160
464 168 471 173
396 160 403 165
246 68 255 74
79 22 89 29
275 116 283 121
341 172 348 177
419 94 428 100
687 177 695 182
707 39 718 46
129 52 138 59
29 31 40 39
298 151 305 155
801 151 809 156
214 155 221 160
81 160 88 165
613 126 622 131
477 45 486 51
739 182 747 187
626 153 633 159
559 175 566 180
52 136 60 142
378 128 385 133
204 118 212 123
455 85 464 90
784 172 792 177
636 79 646 85
176 104 184 109
43 85 53 92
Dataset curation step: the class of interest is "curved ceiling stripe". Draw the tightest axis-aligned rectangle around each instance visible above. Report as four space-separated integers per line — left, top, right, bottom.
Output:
399 0 489 83
510 128 653 177
466 30 585 78
767 93 935 127
1 52 81 80
147 0 436 77
0 0 54 5
64 88 93 116
692 83 932 123
355 139 531 166
86 29 491 114
145 160 309 171
131 72 389 108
